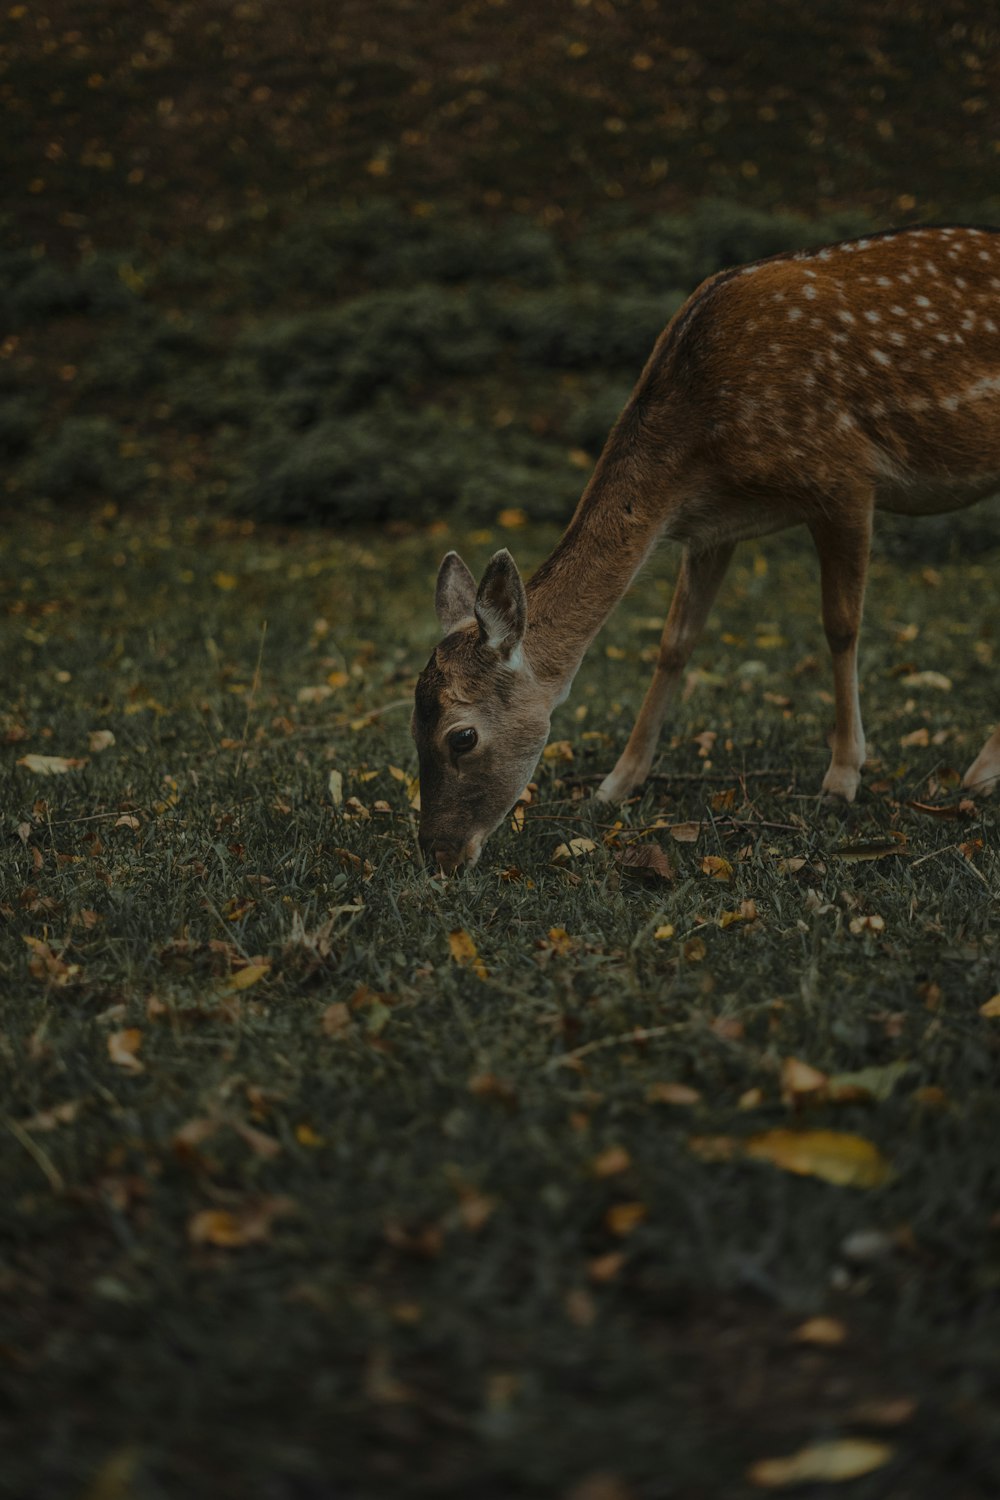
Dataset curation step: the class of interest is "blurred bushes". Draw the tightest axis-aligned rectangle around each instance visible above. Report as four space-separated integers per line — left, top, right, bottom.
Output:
26 195 996 532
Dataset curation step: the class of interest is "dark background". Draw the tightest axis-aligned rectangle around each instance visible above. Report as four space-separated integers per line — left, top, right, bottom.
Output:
2 0 999 531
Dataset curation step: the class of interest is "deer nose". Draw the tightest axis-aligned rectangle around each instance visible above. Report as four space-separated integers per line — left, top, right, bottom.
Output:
420 835 466 874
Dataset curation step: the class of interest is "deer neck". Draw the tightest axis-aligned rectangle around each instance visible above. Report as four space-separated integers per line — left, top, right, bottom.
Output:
524 431 666 701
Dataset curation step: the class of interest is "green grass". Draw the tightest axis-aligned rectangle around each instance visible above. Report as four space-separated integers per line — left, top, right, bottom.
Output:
2 503 999 1498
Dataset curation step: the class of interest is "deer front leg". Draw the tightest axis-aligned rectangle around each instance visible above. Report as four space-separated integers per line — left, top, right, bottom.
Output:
963 727 1000 794
596 542 735 802
809 510 873 802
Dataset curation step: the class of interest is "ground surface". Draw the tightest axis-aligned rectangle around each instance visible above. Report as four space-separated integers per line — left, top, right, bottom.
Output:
1 506 999 1498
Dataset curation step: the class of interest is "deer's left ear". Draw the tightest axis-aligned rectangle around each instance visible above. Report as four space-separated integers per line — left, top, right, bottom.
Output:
475 549 527 661
435 551 478 634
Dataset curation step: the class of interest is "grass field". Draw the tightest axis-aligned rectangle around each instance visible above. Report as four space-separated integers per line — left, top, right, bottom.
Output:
2 500 999 1498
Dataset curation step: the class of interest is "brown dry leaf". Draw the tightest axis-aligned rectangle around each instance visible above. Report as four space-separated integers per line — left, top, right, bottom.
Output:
234 1121 282 1160
498 506 528 528
832 838 908 861
187 1196 295 1249
849 913 885 936
745 1129 892 1188
616 843 674 881
321 1001 351 1035
107 1028 144 1073
587 1250 626 1282
701 854 732 881
605 1200 647 1236
792 1315 847 1346
20 1098 82 1131
781 1057 829 1102
17 753 89 775
747 1437 894 1488
448 928 488 979
23 935 81 986
669 821 701 843
456 1189 497 1232
592 1145 631 1178
979 994 1000 1018
900 727 930 748
683 936 707 963
88 729 115 753
647 1081 701 1107
905 800 965 820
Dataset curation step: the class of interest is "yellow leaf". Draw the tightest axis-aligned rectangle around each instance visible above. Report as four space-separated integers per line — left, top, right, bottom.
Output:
212 571 238 591
510 804 526 833
295 1123 324 1147
701 855 732 881
604 1200 647 1235
745 1129 891 1187
653 923 675 940
542 739 574 763
980 994 1000 1017
17 753 88 775
553 837 596 860
683 936 707 963
497 507 527 529
747 1437 894 1488
448 928 488 979
326 670 350 689
225 962 271 992
107 1028 143 1073
792 1316 847 1346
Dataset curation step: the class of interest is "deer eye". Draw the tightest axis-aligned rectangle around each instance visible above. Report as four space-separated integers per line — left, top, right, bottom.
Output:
448 727 478 755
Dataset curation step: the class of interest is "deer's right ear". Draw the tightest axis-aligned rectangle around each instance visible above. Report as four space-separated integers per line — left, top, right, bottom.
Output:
435 551 478 634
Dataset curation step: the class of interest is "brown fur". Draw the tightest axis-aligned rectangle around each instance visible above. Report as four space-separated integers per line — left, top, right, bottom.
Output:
415 226 1000 869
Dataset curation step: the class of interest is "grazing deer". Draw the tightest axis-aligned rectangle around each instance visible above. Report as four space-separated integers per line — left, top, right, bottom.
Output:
413 226 1000 872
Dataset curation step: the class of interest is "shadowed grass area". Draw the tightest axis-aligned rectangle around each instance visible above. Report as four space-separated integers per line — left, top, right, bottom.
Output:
1 503 998 1498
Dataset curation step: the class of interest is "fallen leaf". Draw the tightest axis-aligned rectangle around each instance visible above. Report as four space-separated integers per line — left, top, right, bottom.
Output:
669 821 701 843
747 1437 894 1487
616 843 674 880
832 838 907 861
826 1061 912 1102
646 1081 701 1106
448 928 488 979
592 1145 631 1178
906 800 966 820
19 1098 82 1131
849 914 885 936
604 1200 647 1235
23 935 81 986
321 1001 351 1034
587 1250 626 1283
187 1196 295 1248
745 1129 892 1187
683 936 707 963
542 739 574 763
107 1028 144 1073
979 994 1000 1018
701 854 732 881
88 729 115 752
224 962 271 992
17 753 88 775
901 670 952 691
328 769 344 806
115 814 140 830
792 1315 847 1346
653 922 675 940
553 837 597 860
781 1057 829 1102
719 900 757 928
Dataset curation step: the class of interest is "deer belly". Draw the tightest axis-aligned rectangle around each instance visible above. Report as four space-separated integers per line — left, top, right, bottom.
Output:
874 469 1000 516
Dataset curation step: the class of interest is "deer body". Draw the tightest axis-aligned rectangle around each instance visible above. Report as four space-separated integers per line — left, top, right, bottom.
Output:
413 226 1000 871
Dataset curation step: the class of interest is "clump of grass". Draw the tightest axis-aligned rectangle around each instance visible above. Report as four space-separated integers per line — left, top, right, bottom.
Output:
28 415 134 500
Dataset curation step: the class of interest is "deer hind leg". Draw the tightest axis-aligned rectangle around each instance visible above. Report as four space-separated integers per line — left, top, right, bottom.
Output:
963 727 1000 794
596 542 735 802
809 506 873 803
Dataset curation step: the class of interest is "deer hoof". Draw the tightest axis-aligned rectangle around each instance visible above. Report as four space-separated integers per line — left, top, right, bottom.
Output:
821 764 861 802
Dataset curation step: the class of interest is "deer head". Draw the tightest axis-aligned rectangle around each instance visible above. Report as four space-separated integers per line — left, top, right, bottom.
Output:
412 549 551 872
